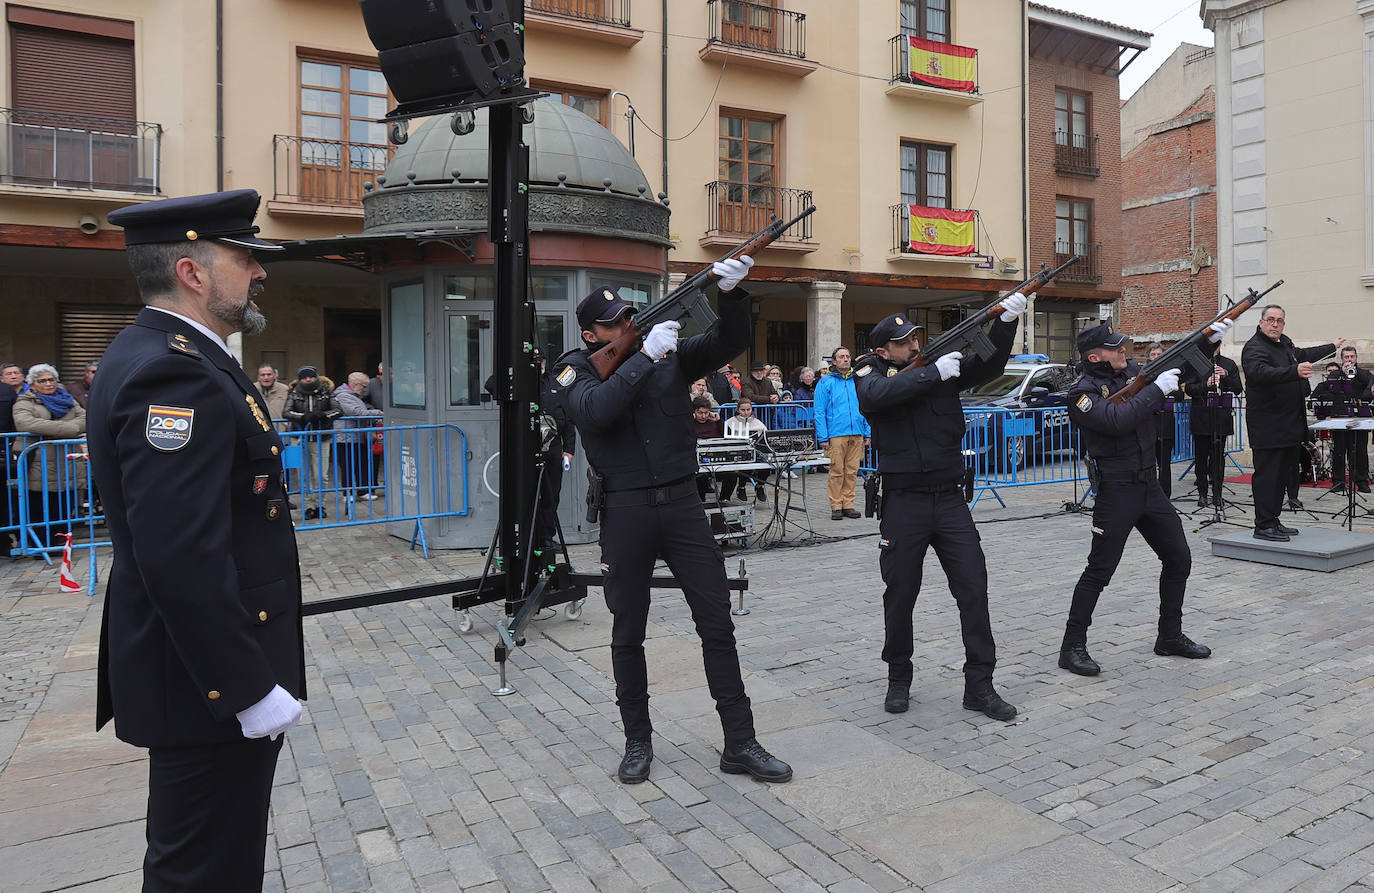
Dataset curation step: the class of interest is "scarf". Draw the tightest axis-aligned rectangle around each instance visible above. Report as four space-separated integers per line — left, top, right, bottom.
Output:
36 387 75 419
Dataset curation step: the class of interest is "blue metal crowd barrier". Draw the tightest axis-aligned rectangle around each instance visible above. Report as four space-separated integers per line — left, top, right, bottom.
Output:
716 400 814 430
11 436 105 592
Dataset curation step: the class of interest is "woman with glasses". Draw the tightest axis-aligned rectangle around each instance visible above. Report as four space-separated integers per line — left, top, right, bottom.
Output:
11 363 86 549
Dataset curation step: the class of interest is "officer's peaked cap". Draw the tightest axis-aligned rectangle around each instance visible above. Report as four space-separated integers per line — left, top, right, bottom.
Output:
577 287 635 331
1076 323 1127 355
108 189 282 251
870 313 921 346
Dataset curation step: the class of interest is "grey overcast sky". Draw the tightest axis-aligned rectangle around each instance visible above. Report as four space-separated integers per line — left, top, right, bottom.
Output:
1038 0 1214 97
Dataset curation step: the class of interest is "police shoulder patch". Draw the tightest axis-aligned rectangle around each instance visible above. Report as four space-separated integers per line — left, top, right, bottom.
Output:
556 366 577 387
855 364 872 377
146 405 194 451
1075 394 1093 412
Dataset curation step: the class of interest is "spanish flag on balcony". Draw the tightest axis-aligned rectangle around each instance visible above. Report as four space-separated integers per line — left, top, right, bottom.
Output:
908 36 977 93
908 205 976 256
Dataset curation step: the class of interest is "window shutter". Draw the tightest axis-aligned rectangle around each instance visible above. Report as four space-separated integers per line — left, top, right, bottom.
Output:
11 23 136 122
59 305 141 382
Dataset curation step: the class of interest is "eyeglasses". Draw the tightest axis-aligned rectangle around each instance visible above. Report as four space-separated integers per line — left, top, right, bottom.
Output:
33 377 57 383
1262 317 1285 324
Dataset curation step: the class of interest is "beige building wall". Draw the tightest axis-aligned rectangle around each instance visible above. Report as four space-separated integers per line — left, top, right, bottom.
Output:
1205 0 1372 357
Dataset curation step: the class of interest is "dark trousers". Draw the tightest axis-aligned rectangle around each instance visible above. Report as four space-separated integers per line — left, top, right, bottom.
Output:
1192 435 1227 500
537 450 564 547
335 442 369 493
878 488 996 687
1252 445 1293 529
26 489 64 548
1331 431 1370 485
1065 480 1191 644
600 490 754 746
144 735 284 892
1154 439 1174 498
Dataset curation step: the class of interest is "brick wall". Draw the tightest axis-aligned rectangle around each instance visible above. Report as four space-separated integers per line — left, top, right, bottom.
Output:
1027 56 1123 303
1120 88 1217 339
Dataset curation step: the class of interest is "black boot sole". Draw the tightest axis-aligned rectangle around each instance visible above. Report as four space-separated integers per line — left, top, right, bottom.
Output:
1057 654 1100 676
962 699 1017 721
884 698 909 713
719 758 793 783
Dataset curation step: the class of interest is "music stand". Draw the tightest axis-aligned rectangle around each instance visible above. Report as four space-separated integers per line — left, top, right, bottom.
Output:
1311 418 1374 530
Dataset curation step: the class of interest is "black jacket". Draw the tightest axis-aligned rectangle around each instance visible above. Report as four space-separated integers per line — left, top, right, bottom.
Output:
1241 328 1334 449
1311 366 1374 417
1184 351 1242 437
88 308 304 747
559 288 751 491
1068 359 1164 473
854 318 1016 485
284 378 343 431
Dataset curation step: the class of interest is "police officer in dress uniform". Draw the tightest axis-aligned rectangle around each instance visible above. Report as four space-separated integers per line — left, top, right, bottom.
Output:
88 190 305 892
556 261 793 785
1058 323 1218 676
853 292 1029 721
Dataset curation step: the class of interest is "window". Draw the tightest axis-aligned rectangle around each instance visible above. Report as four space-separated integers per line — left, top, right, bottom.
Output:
718 112 779 233
721 0 777 51
296 56 391 203
1033 310 1083 365
900 0 950 43
530 81 608 126
59 304 140 382
1055 198 1091 253
389 282 426 408
1054 89 1090 149
765 321 805 375
900 141 951 208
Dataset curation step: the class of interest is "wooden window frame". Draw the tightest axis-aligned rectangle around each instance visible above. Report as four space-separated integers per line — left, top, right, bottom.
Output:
899 139 953 209
528 79 610 126
899 0 951 44
717 109 783 234
1055 196 1093 253
1054 87 1091 148
294 51 391 205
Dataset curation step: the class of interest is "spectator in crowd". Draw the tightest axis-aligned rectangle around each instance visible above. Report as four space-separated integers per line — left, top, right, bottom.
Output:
690 377 720 410
366 361 384 411
725 396 770 503
333 371 383 500
255 364 290 422
1 362 23 395
66 362 98 408
1 362 21 557
283 365 342 519
693 395 736 503
705 365 738 406
789 366 816 403
813 347 870 519
766 365 790 401
740 360 779 405
12 363 86 548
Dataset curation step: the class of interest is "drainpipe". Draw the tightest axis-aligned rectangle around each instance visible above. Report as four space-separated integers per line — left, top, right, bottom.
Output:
1020 0 1030 353
661 0 670 290
216 0 224 191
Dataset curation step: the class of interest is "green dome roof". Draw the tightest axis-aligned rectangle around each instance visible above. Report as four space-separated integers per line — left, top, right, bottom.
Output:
380 96 653 196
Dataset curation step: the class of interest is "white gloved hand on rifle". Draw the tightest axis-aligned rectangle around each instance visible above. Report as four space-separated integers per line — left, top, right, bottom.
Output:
999 291 1031 322
641 320 680 359
1206 318 1234 343
712 255 754 292
1152 367 1182 396
934 351 963 381
236 684 302 741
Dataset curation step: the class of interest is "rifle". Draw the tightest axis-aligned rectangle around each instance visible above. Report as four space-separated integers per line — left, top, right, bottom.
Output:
1107 278 1285 404
588 205 817 379
900 254 1082 371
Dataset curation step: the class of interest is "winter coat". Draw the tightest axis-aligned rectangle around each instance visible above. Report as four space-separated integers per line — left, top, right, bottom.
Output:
813 370 870 442
283 376 343 431
1241 328 1335 449
332 383 383 444
12 388 87 492
255 380 290 422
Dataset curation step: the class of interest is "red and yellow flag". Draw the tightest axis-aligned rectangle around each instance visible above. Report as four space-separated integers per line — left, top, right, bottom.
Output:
907 36 977 93
908 206 976 256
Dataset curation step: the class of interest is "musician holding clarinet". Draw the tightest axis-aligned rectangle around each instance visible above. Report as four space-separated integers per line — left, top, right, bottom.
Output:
1183 339 1242 509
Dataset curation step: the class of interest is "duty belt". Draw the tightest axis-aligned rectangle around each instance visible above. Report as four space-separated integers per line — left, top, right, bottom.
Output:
888 480 963 494
1094 465 1157 484
603 477 697 508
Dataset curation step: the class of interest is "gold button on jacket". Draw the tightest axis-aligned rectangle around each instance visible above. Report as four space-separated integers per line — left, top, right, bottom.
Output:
258 611 268 622
207 690 220 700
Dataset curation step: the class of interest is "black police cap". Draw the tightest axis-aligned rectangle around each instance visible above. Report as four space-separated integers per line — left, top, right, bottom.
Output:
107 189 282 251
1076 323 1128 355
576 286 635 331
869 313 921 347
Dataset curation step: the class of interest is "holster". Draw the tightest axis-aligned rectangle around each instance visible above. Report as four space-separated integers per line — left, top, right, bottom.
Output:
585 469 605 524
963 466 976 504
864 473 882 519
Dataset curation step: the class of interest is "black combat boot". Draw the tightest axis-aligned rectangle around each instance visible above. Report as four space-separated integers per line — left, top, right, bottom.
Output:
1154 633 1211 659
719 738 792 782
1058 642 1100 676
883 679 910 713
617 738 652 784
962 680 1017 721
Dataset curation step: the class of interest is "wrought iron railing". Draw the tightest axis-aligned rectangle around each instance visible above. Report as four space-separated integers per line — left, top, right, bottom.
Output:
705 181 814 239
889 34 979 93
0 108 160 193
272 135 394 206
890 204 978 256
1054 241 1102 284
706 0 807 59
1054 131 1099 177
527 0 632 28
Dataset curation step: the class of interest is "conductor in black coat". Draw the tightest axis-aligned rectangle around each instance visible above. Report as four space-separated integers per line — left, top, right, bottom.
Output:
89 190 305 892
1183 342 1242 507
557 265 792 787
1241 305 1340 541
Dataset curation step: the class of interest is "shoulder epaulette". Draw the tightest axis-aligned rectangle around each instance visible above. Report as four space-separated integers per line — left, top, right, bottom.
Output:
167 333 201 357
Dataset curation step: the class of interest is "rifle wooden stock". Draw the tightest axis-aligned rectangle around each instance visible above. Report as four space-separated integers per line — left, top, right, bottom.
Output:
1106 278 1285 404
587 204 817 379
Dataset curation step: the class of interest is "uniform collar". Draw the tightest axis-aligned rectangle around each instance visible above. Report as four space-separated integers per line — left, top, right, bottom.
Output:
146 305 234 360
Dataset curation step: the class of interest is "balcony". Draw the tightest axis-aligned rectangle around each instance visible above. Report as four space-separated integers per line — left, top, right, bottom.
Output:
702 181 816 252
0 108 160 195
526 0 642 47
700 1 817 77
1054 241 1102 285
886 35 981 106
888 204 983 264
269 135 394 219
1054 132 1100 178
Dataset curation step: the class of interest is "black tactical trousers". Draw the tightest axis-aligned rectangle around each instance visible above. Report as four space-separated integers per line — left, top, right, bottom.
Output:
878 487 996 687
1065 479 1191 645
1252 445 1293 529
536 449 564 547
599 490 754 746
1192 435 1228 500
1331 431 1370 486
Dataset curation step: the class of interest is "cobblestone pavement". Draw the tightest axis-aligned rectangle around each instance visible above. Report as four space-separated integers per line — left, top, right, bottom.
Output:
4 477 1374 891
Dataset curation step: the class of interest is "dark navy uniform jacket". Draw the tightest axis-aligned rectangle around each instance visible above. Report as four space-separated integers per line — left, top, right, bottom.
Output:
88 307 305 747
1068 359 1164 473
854 318 1017 486
557 289 750 491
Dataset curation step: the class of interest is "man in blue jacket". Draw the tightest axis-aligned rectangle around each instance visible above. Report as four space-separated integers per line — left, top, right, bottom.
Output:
814 347 871 520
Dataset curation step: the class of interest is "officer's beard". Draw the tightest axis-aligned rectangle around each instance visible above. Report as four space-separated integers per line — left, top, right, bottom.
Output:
209 283 268 336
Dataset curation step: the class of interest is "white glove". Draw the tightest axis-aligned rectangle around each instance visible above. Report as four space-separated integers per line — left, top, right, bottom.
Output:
1206 318 1233 343
999 291 1030 322
712 255 754 292
236 684 302 740
1152 368 1182 396
641 320 680 358
934 351 963 381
